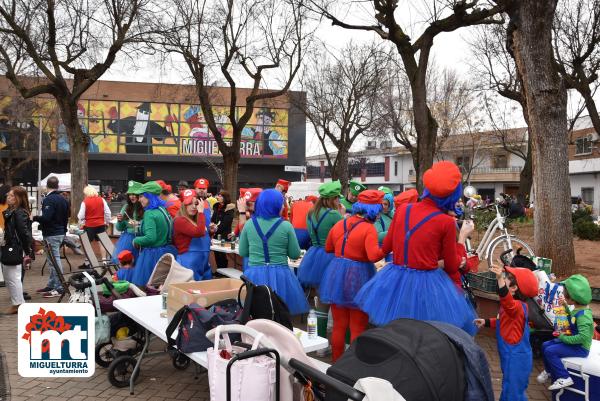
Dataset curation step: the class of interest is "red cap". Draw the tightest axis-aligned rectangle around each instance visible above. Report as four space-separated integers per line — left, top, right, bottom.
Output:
194 178 209 189
118 250 134 264
357 190 385 205
423 161 462 198
156 180 168 190
394 189 419 208
181 189 197 205
242 188 262 202
276 179 290 191
504 266 539 298
306 195 318 203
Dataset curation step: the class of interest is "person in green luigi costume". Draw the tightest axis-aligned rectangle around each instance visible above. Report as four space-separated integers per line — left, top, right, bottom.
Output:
116 181 177 286
340 181 367 212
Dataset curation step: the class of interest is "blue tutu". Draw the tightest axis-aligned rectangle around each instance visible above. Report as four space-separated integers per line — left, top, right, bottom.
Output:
294 228 311 250
297 246 335 287
118 245 177 287
355 265 477 335
319 258 376 308
177 251 211 281
244 264 309 315
112 232 139 265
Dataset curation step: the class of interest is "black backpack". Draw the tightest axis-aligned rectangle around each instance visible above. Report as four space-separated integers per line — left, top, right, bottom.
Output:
237 275 293 330
510 248 537 270
326 319 465 401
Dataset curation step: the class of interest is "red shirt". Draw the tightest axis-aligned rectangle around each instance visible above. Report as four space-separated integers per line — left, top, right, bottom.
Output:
290 201 312 229
173 215 206 254
489 290 527 345
83 197 105 228
382 198 466 286
281 201 290 221
325 215 383 262
166 195 182 218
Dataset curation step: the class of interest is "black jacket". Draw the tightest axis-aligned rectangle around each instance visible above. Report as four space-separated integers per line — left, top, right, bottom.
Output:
211 203 235 238
33 191 69 237
3 208 33 256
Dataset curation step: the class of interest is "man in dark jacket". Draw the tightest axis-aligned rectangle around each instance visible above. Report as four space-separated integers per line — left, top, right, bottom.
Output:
33 176 69 297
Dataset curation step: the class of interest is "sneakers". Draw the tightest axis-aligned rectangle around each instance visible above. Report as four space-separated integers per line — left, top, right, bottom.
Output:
4 305 19 315
537 370 551 384
42 289 64 298
36 286 52 293
548 377 574 391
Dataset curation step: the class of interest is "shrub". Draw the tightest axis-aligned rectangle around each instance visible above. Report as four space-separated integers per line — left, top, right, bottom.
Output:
573 219 600 241
572 208 593 225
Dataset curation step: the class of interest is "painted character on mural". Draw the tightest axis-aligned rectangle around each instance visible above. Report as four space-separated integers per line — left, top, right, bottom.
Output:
107 102 171 154
55 103 95 153
78 104 99 153
241 107 285 156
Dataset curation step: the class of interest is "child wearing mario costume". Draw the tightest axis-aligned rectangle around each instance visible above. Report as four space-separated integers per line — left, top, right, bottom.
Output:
290 196 315 250
319 190 385 361
474 265 538 401
355 161 477 333
112 181 143 265
173 189 209 280
239 189 309 315
275 179 291 220
297 181 344 288
117 250 135 269
193 178 213 278
117 181 177 286
537 274 594 391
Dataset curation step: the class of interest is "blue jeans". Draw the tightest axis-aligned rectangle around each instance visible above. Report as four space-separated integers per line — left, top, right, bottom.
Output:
45 235 65 291
542 339 589 380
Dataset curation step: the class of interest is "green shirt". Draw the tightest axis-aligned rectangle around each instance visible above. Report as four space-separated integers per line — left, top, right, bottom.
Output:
340 197 354 212
306 208 343 247
559 307 594 351
133 207 172 248
239 217 300 266
116 204 142 234
375 212 394 243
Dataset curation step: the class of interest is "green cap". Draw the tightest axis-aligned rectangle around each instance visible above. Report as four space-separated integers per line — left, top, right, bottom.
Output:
127 180 143 195
349 181 367 196
378 186 393 195
562 274 592 305
140 181 163 195
319 180 342 198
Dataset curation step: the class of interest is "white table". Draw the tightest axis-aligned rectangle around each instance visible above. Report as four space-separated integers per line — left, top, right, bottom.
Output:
113 295 328 394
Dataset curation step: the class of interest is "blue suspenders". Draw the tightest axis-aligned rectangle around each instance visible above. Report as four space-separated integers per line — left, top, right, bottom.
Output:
309 209 332 245
251 217 284 264
402 204 442 266
341 219 365 257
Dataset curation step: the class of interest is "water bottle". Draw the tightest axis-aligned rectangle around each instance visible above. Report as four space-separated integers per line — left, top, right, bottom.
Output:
307 309 317 339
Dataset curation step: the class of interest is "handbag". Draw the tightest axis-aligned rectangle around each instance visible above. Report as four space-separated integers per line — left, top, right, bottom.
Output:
81 272 111 344
207 325 278 401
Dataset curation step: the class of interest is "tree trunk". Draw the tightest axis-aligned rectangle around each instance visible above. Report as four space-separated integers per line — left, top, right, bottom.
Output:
580 85 600 135
59 99 89 220
222 151 240 201
333 146 350 195
508 1 576 276
518 135 533 205
411 86 438 192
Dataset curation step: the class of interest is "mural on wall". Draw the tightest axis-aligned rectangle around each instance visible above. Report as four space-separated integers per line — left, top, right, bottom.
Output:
0 96 290 158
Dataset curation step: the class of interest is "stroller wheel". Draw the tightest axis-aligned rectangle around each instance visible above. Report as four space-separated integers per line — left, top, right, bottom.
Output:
95 342 115 368
108 356 140 388
172 353 191 370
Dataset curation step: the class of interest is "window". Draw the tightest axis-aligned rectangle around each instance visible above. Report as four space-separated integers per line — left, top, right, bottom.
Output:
306 165 321 179
575 135 593 155
582 187 594 205
456 156 471 171
493 154 508 169
366 163 385 176
394 161 398 176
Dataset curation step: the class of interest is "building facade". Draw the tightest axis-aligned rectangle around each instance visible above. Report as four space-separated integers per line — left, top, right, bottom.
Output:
569 116 600 209
0 78 306 192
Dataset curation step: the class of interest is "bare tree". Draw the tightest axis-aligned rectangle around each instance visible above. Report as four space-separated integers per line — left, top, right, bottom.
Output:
154 0 309 196
0 0 151 215
493 0 576 275
296 43 388 194
311 0 506 190
554 0 600 133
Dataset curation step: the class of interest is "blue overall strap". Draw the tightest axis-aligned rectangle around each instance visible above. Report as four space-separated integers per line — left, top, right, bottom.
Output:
309 209 332 244
158 207 173 243
251 216 284 264
341 218 365 257
379 217 386 232
568 309 586 335
402 204 443 266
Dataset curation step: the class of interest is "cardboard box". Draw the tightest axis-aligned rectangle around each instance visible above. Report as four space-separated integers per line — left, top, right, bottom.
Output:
166 278 244 321
531 256 552 274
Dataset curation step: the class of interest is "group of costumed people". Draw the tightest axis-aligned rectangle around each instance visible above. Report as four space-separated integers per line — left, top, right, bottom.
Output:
110 162 477 364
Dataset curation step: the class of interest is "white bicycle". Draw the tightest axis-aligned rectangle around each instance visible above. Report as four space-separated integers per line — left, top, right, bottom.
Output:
464 194 534 269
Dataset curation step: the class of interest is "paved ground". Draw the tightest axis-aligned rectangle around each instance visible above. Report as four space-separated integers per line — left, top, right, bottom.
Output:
0 251 553 401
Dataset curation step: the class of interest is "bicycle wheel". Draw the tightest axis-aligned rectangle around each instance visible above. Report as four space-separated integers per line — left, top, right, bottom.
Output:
486 236 534 270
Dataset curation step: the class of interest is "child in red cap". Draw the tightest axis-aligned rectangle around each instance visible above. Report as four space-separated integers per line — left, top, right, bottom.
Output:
474 264 538 401
319 189 385 361
118 250 135 269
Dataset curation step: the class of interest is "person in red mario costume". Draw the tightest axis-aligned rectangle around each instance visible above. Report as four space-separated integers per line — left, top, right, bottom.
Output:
355 161 477 335
275 179 290 220
192 178 213 279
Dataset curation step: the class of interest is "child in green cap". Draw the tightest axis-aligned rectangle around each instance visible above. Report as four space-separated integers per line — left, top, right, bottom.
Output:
537 274 594 391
